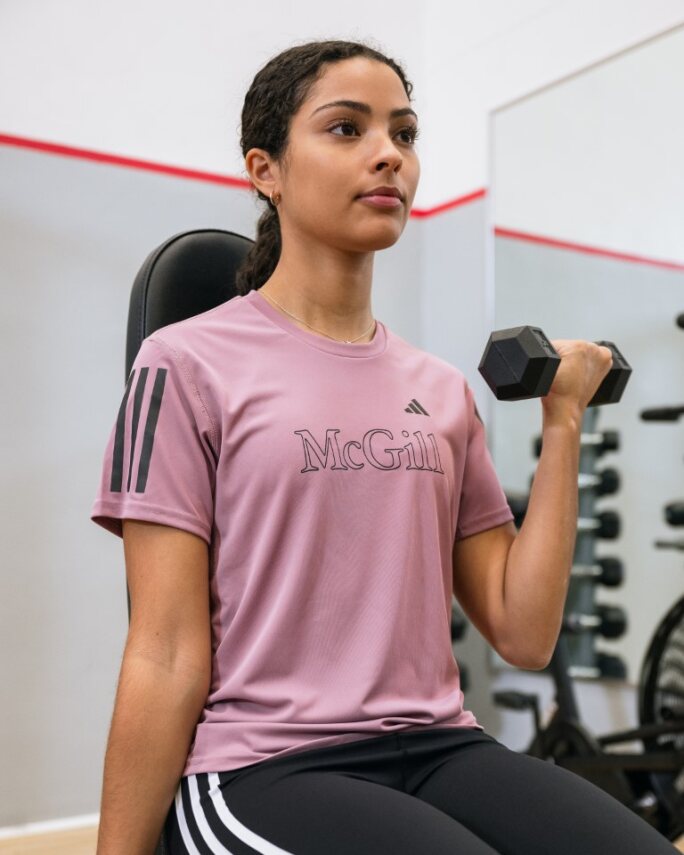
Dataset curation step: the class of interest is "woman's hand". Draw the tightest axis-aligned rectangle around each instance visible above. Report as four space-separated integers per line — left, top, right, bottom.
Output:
542 340 614 420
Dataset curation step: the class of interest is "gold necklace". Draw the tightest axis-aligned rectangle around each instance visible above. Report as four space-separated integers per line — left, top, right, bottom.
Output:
258 288 376 344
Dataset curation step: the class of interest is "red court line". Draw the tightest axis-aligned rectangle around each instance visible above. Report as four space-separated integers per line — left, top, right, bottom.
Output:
409 187 487 216
0 132 250 189
0 131 482 216
2 131 682 271
495 226 684 273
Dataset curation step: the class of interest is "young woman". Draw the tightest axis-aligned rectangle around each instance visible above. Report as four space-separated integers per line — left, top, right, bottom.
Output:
90 39 676 855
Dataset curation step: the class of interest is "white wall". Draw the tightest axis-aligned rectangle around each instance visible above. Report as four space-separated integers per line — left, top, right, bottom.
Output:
0 2 425 190
493 24 684 264
1 1 682 206
423 0 683 204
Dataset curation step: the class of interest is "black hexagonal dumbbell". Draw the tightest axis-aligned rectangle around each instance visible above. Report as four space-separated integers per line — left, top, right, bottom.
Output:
479 325 632 405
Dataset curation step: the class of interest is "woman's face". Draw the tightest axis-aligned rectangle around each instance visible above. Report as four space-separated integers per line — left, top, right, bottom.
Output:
254 56 421 254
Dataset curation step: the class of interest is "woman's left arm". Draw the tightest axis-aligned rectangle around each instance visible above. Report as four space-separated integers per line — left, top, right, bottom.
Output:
500 402 581 668
500 340 614 668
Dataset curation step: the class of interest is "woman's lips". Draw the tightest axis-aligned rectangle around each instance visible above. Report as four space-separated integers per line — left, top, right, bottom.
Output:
357 195 403 208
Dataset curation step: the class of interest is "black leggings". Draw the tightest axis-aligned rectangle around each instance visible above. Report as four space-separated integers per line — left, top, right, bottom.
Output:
163 726 677 854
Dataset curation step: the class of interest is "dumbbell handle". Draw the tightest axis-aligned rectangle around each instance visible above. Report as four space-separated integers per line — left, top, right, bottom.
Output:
640 405 684 422
654 539 684 551
567 665 602 679
531 327 631 407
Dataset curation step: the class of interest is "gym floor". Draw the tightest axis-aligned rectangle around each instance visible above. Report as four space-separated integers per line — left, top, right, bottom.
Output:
0 825 96 854
1 824 683 854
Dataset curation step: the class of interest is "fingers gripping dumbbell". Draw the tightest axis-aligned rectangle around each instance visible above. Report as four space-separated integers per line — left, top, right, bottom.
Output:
479 326 632 405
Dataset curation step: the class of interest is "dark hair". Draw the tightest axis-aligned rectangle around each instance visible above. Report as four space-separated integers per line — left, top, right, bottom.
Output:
234 38 415 295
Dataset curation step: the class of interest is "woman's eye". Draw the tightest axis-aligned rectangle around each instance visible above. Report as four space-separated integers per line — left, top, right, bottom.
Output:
329 120 358 138
328 120 420 145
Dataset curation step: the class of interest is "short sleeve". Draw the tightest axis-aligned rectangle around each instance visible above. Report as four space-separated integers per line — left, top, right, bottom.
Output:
455 382 515 541
90 336 217 544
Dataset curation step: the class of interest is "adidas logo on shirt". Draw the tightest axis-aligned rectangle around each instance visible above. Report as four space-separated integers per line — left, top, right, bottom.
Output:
404 398 430 415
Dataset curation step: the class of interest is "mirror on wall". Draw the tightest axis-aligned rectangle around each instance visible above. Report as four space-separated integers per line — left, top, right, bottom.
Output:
488 24 684 684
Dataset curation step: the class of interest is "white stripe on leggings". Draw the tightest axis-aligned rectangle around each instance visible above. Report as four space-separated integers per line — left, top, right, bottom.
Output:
207 771 296 854
187 775 234 854
174 782 202 855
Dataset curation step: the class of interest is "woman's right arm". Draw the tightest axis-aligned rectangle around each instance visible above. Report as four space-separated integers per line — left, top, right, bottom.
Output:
96 519 213 855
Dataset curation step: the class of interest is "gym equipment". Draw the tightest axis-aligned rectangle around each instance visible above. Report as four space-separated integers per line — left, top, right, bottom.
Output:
562 604 628 640
641 405 684 422
639 596 684 827
578 467 620 496
637 371 684 827
451 605 470 692
596 651 629 679
494 628 684 841
479 325 632 405
451 606 467 642
577 510 621 539
494 329 684 842
571 556 624 587
460 663 470 694
665 502 684 526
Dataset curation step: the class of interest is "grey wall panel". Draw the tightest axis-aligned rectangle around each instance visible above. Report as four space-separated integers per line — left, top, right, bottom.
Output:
422 196 493 399
421 196 508 735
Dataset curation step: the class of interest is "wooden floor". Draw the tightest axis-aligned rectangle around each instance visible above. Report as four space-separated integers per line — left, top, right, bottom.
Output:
1 823 684 853
0 826 98 855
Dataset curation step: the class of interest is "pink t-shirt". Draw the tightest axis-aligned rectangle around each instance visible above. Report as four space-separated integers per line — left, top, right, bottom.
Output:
90 287 514 775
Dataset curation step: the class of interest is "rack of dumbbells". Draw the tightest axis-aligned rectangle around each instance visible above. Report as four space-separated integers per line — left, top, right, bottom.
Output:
531 405 628 679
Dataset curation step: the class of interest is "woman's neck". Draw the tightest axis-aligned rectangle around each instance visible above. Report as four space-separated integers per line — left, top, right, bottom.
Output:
257 282 376 343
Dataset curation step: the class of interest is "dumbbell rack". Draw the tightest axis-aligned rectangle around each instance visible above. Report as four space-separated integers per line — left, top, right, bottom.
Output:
546 405 629 680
